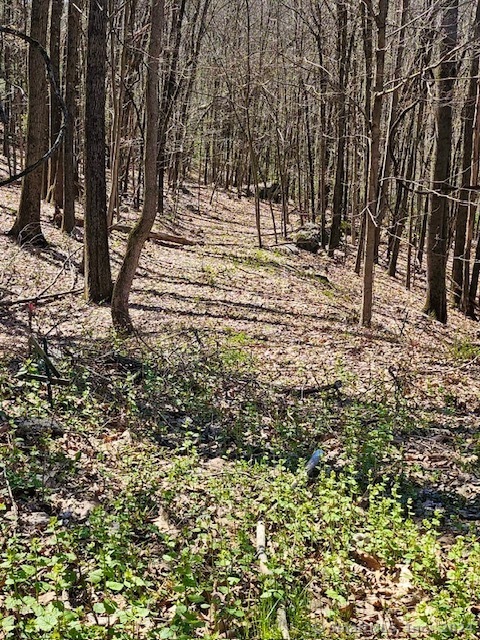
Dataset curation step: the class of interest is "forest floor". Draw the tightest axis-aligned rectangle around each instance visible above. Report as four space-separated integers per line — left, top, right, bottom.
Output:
2 180 480 639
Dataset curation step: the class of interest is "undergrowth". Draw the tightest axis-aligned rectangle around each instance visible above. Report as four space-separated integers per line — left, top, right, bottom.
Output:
0 335 479 639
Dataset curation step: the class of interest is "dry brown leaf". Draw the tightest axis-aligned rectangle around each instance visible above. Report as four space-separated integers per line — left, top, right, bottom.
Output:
38 591 56 605
352 549 382 571
151 506 180 537
338 601 355 621
362 601 379 619
394 564 415 597
21 511 51 529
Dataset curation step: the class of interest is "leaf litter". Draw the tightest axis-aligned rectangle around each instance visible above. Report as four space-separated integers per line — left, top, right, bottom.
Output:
1 180 480 638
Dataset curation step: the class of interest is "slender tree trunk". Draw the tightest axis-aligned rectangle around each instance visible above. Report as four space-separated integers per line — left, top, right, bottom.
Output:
464 82 480 317
375 0 409 262
107 1 129 226
328 0 347 257
84 0 113 302
112 0 164 331
304 84 316 223
388 154 413 277
465 75 480 318
157 0 187 213
46 0 63 207
360 0 388 327
424 0 458 323
62 0 83 233
8 0 49 246
467 230 480 319
456 0 480 310
355 1 372 275
406 197 414 290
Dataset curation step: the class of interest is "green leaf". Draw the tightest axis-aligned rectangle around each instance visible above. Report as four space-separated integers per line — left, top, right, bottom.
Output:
162 554 175 563
175 604 187 615
93 602 106 614
187 594 204 604
103 599 117 614
87 569 104 584
35 612 58 632
1 616 16 632
106 581 124 592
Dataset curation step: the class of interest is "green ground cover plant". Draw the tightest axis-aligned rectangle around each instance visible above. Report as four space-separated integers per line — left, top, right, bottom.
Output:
1 336 479 639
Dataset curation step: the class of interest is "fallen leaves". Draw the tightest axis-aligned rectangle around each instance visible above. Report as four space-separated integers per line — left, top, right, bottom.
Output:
352 550 383 572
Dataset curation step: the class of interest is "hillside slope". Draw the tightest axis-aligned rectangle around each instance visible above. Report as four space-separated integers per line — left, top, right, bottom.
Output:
2 181 479 395
1 183 480 639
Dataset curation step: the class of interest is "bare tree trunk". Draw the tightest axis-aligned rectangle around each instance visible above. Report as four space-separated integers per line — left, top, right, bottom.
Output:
375 0 409 262
303 84 316 223
355 1 373 275
62 0 82 233
244 0 262 247
84 0 113 302
8 0 49 246
416 196 429 268
424 0 458 323
464 81 480 318
46 0 63 208
112 0 165 331
107 1 129 226
157 0 187 214
455 0 480 309
328 0 348 257
360 0 388 327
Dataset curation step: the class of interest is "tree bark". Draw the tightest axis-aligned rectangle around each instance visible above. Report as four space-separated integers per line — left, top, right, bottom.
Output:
328 0 348 257
46 0 63 208
62 0 83 233
107 1 129 227
456 0 480 310
360 0 388 327
465 77 480 318
112 0 165 331
424 0 458 323
8 0 49 246
84 0 113 302
157 0 186 214
375 0 409 263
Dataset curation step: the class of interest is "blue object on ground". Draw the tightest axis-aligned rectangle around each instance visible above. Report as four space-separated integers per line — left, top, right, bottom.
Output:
305 449 324 475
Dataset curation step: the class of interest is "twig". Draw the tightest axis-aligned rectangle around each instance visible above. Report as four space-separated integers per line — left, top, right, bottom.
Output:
0 286 83 308
274 380 342 397
455 354 480 371
16 373 70 386
28 335 62 377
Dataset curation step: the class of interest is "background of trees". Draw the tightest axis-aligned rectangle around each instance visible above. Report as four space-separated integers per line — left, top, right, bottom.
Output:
1 0 480 328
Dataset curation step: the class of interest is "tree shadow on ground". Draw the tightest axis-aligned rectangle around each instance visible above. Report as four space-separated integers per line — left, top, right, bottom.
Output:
5 331 480 543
